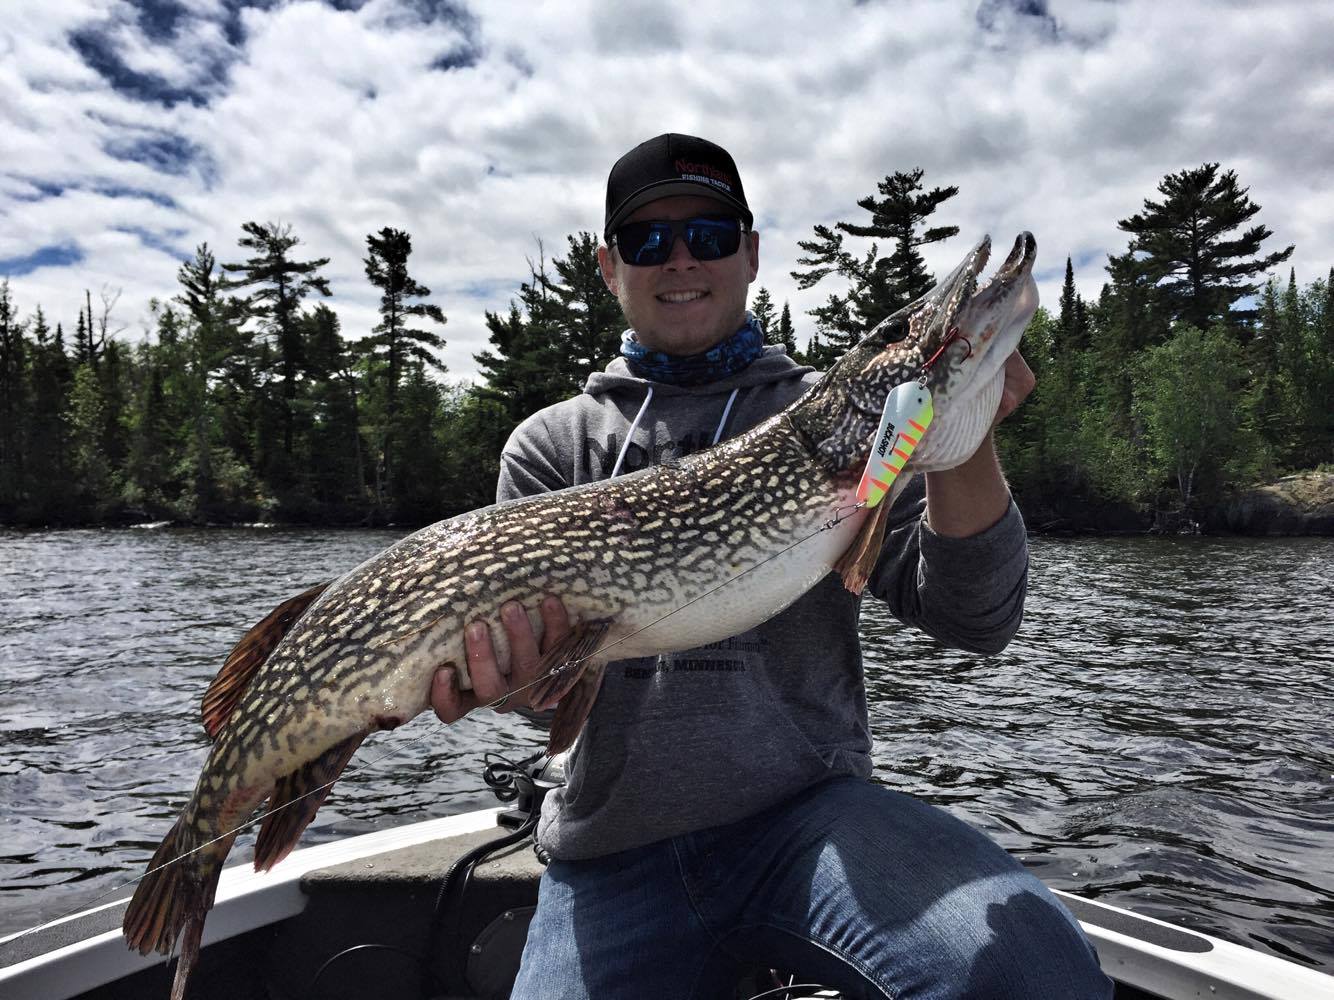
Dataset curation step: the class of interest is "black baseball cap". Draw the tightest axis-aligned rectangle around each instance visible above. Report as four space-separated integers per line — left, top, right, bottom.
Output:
604 133 753 240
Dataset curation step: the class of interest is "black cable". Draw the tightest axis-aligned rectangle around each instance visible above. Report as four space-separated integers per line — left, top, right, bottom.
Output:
418 751 544 997
307 943 448 999
301 751 544 1000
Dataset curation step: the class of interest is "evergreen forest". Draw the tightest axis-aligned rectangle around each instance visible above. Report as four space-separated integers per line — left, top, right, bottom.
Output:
1 163 1329 530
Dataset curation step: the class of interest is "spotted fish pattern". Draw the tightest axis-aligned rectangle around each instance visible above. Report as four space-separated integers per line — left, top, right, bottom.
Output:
122 233 1040 1000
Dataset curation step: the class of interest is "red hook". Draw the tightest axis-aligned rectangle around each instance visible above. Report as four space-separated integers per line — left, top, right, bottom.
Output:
919 326 972 376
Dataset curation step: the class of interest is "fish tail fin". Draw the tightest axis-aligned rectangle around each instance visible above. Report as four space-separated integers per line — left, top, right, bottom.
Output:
546 664 606 755
169 910 205 1000
253 731 366 871
124 812 233 1000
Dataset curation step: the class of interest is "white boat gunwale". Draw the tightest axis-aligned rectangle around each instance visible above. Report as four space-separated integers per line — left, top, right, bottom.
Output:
2 807 1331 1000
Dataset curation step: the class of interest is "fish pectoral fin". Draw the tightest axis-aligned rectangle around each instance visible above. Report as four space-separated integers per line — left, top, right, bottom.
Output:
546 663 607 756
834 480 906 595
253 731 365 872
202 582 330 739
528 618 613 711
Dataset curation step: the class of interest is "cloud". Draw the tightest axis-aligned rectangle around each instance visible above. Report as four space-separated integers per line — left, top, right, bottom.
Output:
2 0 1332 380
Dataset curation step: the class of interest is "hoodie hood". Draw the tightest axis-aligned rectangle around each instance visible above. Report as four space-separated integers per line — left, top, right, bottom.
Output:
583 345 815 399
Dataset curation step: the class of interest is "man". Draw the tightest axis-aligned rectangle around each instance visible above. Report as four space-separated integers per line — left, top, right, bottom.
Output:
433 134 1111 998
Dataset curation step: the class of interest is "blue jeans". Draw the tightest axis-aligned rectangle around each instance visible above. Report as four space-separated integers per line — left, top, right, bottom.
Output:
511 777 1112 999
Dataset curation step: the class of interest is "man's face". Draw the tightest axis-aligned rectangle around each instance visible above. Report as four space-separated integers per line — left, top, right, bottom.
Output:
598 194 760 356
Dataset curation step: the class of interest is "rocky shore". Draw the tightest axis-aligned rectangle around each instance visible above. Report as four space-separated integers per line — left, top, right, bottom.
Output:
1211 470 1334 536
1015 470 1334 537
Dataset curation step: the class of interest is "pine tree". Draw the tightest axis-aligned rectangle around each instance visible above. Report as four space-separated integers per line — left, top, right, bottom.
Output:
301 304 364 514
776 301 798 359
389 360 447 522
223 221 332 469
543 232 623 393
1117 163 1293 332
1058 257 1086 352
0 282 28 513
475 247 578 434
176 244 240 507
74 308 92 369
750 286 776 335
24 308 75 517
792 168 958 351
360 227 446 497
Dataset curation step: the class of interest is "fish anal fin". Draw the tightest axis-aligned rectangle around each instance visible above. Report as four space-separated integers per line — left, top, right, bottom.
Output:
529 619 612 711
253 731 365 871
546 665 606 756
202 582 329 739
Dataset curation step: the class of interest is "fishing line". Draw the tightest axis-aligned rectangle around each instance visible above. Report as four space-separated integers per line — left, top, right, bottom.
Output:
9 496 872 941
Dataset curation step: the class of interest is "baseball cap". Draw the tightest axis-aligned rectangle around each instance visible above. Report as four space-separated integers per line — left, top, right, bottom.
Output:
604 133 753 240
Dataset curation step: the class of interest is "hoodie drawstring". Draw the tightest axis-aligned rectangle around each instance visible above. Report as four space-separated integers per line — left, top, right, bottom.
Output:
609 386 741 479
712 388 740 446
610 386 654 479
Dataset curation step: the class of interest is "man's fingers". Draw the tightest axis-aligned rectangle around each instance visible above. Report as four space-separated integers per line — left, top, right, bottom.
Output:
434 598 571 722
467 619 512 710
430 666 478 724
538 595 571 655
995 350 1035 426
501 601 539 676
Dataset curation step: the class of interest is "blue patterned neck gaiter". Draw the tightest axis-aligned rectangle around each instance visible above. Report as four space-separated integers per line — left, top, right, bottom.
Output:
620 316 765 386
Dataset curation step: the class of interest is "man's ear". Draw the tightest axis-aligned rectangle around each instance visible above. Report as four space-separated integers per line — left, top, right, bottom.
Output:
597 244 618 294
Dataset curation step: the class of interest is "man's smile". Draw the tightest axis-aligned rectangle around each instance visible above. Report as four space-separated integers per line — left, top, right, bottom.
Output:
657 289 709 304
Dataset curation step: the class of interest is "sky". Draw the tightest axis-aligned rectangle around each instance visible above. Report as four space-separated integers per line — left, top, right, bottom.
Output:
2 0 1332 381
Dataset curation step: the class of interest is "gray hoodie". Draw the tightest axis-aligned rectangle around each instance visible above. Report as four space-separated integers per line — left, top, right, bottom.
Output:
498 345 1028 861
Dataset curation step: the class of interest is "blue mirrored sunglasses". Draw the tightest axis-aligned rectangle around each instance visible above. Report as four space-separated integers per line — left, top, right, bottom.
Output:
612 216 745 267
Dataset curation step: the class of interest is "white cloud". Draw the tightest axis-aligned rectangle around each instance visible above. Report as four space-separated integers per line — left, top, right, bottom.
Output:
2 0 1332 380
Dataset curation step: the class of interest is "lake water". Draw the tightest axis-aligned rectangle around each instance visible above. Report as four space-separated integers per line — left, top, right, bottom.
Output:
0 528 1331 970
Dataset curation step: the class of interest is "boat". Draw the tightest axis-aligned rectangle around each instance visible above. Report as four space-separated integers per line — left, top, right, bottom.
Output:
3 753 1331 1000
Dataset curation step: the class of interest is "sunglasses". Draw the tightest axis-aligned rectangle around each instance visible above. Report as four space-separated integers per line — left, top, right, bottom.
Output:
612 216 746 267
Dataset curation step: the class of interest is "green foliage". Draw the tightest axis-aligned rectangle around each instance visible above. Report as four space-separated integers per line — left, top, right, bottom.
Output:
1132 325 1250 508
541 231 623 392
0 282 29 512
2 160 1330 529
475 235 624 442
750 286 776 336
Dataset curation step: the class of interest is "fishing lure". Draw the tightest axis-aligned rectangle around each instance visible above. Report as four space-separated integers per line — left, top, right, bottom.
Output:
855 381 934 508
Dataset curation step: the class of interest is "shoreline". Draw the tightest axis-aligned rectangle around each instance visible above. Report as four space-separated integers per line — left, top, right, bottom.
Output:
5 471 1332 537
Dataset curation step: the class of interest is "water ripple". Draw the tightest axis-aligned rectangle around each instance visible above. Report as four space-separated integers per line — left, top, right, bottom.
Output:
0 529 1331 970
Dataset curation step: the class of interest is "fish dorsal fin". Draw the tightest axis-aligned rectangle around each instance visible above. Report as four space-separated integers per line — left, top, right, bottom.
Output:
201 582 329 739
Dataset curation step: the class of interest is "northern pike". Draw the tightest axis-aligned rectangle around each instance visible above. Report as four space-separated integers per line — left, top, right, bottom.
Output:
123 233 1038 998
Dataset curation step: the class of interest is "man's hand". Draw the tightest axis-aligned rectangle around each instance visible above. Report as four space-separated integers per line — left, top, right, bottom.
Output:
993 349 1035 428
925 349 1034 538
431 596 571 723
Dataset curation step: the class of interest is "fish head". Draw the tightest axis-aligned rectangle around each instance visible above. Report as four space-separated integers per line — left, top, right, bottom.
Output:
790 232 1038 476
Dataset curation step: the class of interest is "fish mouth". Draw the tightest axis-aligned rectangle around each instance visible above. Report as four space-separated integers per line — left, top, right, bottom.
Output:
904 232 1038 472
937 232 1037 340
